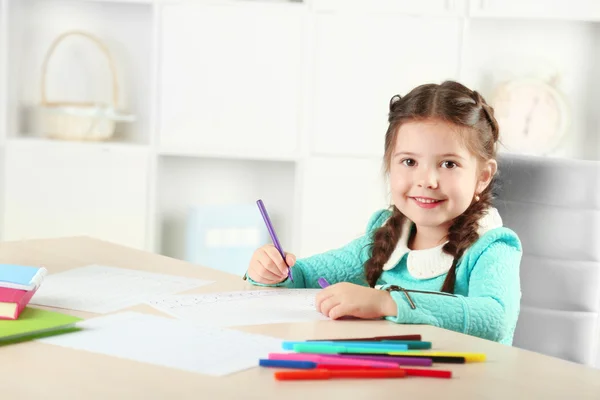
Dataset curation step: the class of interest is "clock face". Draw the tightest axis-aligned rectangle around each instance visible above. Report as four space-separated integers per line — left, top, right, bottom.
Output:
492 80 567 155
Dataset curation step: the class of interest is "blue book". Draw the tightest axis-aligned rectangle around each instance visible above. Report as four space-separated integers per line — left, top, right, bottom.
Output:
0 264 47 291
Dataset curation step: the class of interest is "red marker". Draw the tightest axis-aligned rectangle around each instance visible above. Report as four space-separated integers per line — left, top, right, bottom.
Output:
274 369 406 381
314 365 451 379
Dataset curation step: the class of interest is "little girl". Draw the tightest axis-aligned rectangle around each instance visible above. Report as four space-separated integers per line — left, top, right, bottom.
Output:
245 81 522 345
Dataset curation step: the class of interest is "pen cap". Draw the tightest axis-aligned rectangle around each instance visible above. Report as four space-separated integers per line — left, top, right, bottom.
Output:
317 277 330 288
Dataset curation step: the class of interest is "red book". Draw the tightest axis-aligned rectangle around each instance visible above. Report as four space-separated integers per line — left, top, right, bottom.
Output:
0 287 37 320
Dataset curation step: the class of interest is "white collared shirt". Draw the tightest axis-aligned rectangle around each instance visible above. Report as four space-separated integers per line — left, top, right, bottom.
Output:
381 208 503 279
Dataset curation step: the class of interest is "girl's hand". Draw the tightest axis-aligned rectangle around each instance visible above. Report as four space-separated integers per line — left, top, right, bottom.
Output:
315 282 397 320
247 244 296 284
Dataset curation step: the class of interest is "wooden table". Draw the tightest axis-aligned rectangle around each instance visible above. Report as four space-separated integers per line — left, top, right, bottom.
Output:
1 237 599 399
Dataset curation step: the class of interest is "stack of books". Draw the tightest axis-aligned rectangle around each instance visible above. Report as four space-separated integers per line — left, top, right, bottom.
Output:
0 264 47 320
0 264 82 345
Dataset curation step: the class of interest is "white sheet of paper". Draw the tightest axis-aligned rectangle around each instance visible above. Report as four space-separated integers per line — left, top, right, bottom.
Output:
31 265 214 314
38 311 283 376
148 289 329 327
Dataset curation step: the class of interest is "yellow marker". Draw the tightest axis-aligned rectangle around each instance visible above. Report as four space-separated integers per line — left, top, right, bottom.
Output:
388 351 486 362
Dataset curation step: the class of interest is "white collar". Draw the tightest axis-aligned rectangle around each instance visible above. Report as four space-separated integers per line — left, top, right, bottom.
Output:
381 208 503 279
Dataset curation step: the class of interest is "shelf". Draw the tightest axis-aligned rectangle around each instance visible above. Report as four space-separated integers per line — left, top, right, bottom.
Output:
162 0 305 8
470 0 600 22
158 146 300 162
2 135 151 250
157 156 296 266
7 0 153 144
7 137 151 153
310 0 465 16
309 150 383 161
31 0 153 4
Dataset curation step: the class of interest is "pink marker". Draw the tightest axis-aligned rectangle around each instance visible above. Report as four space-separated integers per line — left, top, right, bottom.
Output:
268 353 398 369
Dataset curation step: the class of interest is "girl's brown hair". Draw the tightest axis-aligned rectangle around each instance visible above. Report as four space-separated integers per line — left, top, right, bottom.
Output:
364 81 500 293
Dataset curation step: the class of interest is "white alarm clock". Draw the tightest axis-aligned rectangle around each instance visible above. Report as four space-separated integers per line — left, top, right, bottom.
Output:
491 78 570 156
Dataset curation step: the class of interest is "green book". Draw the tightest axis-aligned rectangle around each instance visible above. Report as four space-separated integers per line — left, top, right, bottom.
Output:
0 307 82 345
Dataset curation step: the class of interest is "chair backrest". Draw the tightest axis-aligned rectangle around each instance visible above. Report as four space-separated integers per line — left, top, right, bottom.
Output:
494 153 600 367
185 203 269 276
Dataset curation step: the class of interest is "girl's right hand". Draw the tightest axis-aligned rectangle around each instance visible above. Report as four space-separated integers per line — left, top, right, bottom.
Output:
247 244 296 284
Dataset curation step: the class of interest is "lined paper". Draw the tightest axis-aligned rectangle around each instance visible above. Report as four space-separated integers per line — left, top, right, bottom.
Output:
38 311 283 376
31 265 214 314
148 289 329 327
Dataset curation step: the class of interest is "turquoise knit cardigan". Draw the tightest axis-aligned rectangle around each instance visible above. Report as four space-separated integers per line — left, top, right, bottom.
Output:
249 209 523 345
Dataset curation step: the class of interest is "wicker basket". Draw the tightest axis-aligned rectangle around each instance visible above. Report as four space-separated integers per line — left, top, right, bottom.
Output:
40 30 134 141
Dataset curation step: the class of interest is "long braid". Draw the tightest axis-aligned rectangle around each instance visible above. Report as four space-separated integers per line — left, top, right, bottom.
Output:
440 181 495 293
439 89 499 293
364 207 405 287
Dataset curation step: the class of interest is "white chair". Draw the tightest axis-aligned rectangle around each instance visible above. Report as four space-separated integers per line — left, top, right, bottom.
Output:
494 153 600 367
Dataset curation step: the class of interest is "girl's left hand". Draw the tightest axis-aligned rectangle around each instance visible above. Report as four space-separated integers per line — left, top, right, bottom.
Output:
315 282 397 320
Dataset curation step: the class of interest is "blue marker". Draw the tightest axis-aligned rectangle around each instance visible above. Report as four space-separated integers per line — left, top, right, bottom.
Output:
259 359 316 369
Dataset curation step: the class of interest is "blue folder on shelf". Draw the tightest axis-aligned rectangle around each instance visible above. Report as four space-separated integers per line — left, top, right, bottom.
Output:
186 203 270 275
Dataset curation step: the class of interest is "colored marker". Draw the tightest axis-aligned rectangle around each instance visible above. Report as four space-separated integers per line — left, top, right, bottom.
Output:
256 199 293 282
331 354 432 367
357 353 466 364
400 368 452 379
274 369 406 380
259 359 316 369
268 353 398 368
293 343 408 355
388 351 486 363
317 277 330 288
380 340 432 349
314 365 452 379
282 341 408 351
297 339 430 350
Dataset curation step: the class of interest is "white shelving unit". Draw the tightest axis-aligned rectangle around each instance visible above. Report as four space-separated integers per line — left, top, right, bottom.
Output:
0 0 599 273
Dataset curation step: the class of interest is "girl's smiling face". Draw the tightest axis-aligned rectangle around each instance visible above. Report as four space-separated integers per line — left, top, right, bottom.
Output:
389 119 496 237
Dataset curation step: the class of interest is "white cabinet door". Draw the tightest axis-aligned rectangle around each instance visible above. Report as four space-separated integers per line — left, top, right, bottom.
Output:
159 3 305 158
2 140 149 250
470 0 600 21
297 157 389 258
311 14 461 157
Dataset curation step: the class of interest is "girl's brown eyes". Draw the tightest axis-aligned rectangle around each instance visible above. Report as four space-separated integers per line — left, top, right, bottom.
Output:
399 160 458 168
442 161 457 169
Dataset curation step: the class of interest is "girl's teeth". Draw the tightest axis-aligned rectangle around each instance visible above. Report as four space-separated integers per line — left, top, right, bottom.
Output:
415 198 439 203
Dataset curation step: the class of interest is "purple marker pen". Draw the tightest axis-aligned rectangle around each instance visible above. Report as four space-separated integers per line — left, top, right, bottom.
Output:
256 199 293 282
318 277 330 288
